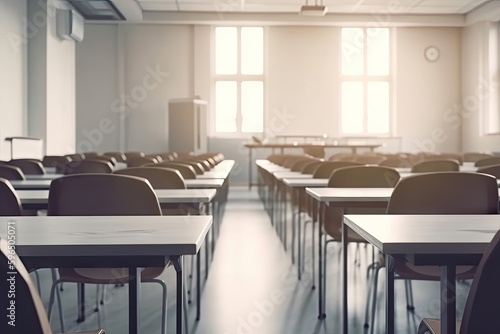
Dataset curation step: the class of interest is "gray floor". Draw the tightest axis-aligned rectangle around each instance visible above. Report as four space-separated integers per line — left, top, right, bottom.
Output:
34 186 471 334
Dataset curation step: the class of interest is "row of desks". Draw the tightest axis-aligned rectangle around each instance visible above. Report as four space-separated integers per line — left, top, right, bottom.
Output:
1 159 235 334
256 159 499 334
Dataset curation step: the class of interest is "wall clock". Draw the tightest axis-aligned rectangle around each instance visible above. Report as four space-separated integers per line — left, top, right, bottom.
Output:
424 46 440 62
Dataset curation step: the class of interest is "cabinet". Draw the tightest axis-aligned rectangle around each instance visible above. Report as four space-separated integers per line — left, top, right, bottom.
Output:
168 98 208 154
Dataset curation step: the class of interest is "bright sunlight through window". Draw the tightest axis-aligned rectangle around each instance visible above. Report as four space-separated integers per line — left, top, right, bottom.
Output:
341 27 391 135
214 27 264 134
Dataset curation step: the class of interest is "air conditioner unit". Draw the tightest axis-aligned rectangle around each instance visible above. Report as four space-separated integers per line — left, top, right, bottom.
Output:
57 9 84 42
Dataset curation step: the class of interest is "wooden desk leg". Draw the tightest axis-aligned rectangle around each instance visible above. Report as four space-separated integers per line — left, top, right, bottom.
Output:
342 221 348 334
441 265 456 334
386 255 395 334
172 256 185 334
129 266 141 334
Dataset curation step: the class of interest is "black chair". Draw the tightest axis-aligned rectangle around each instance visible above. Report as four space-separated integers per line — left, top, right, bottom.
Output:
7 159 45 175
0 239 107 334
366 172 499 332
47 174 168 334
0 165 26 180
418 228 500 334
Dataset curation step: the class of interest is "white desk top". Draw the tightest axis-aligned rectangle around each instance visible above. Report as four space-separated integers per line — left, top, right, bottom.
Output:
10 180 52 189
273 171 313 180
11 179 223 190
17 188 216 206
283 178 328 187
306 187 393 202
197 171 229 179
0 215 212 257
343 214 500 255
185 179 224 188
212 160 234 173
306 187 500 203
25 174 63 180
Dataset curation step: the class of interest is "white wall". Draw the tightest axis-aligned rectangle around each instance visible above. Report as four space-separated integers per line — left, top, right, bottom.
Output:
28 0 76 156
461 21 500 153
46 0 76 154
267 26 339 137
75 24 121 153
123 24 194 152
0 0 27 160
396 27 462 153
76 23 464 184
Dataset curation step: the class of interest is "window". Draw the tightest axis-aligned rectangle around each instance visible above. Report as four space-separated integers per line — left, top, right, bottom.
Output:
483 22 500 135
340 27 392 136
213 27 264 135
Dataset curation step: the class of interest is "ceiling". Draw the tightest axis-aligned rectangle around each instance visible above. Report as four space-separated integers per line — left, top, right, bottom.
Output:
135 0 493 15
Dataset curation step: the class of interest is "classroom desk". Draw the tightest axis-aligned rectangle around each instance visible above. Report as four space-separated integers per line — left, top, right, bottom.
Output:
0 215 212 334
11 178 225 190
342 214 500 334
281 178 329 280
247 143 381 189
306 187 500 323
16 188 216 322
17 188 216 210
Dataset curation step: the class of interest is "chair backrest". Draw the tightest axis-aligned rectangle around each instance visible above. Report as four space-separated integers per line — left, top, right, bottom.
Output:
113 167 186 189
152 162 197 179
173 160 205 174
301 161 323 174
0 165 26 180
291 159 317 172
87 155 117 166
103 152 127 163
474 157 500 167
65 153 84 161
410 159 459 173
48 174 161 216
459 229 500 334
0 239 53 334
354 155 387 165
436 153 464 165
123 151 145 160
64 160 113 175
81 152 99 159
463 152 493 162
313 161 361 179
7 159 45 175
328 166 400 188
0 178 23 216
267 154 303 165
126 156 157 167
42 155 71 168
379 158 413 168
303 146 325 159
387 172 499 214
477 164 500 179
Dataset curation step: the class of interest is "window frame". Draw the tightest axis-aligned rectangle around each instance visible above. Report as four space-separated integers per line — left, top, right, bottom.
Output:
210 26 267 138
339 27 395 137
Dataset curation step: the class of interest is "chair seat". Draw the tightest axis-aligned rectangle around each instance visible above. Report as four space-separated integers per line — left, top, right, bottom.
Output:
59 265 168 284
418 317 461 334
394 259 476 280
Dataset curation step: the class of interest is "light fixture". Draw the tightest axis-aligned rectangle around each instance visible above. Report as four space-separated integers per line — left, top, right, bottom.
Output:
299 0 328 16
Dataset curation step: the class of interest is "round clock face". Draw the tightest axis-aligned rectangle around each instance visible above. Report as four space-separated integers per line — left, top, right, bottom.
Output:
424 46 440 62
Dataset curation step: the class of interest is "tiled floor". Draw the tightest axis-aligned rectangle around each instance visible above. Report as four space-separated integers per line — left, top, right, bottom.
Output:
34 186 471 334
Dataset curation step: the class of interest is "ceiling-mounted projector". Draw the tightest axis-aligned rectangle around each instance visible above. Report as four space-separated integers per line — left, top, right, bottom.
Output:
299 2 328 16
